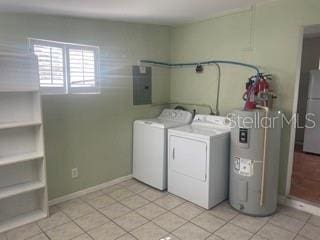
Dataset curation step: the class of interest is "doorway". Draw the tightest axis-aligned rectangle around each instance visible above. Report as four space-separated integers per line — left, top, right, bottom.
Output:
288 25 320 205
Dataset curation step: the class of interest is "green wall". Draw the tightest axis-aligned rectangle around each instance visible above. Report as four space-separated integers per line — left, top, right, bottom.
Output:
170 0 320 194
0 13 171 199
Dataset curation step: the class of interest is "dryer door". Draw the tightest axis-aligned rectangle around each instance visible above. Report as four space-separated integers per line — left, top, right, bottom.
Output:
170 136 207 182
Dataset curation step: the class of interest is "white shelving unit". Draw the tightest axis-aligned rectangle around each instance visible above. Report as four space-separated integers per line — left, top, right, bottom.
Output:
0 52 48 233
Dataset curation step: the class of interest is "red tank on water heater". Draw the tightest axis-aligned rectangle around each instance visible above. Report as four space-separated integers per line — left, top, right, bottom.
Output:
243 74 274 110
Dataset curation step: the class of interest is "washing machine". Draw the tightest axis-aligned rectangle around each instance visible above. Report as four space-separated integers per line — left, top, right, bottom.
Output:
167 115 230 209
133 109 193 190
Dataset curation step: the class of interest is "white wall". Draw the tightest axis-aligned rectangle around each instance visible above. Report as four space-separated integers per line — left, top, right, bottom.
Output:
170 0 320 194
0 13 171 199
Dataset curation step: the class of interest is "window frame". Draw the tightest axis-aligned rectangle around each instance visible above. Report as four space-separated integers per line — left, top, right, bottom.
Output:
28 38 100 95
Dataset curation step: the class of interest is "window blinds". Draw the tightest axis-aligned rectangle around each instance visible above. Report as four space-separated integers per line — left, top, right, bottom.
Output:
33 44 65 88
68 49 96 88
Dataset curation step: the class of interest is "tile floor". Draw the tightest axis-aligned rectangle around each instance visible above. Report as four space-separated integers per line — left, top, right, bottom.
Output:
2 178 320 240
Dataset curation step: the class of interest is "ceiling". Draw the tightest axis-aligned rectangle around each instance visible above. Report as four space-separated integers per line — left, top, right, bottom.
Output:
0 0 270 26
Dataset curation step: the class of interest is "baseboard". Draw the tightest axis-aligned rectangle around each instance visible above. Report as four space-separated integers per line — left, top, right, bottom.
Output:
278 195 320 216
49 175 133 206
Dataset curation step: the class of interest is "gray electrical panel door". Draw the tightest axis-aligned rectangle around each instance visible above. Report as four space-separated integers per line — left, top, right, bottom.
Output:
132 65 152 105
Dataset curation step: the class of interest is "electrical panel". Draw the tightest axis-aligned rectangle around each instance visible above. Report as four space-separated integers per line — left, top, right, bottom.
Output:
132 65 152 105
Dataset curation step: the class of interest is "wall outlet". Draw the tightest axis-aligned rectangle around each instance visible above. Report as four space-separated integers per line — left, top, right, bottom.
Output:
71 168 78 178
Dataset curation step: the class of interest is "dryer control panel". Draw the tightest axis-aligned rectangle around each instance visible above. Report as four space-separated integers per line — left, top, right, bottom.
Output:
192 115 231 130
158 109 192 123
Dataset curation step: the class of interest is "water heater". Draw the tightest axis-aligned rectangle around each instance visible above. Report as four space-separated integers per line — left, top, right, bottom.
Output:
229 109 281 216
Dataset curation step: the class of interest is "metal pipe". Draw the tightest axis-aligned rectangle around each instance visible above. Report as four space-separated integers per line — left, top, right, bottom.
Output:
213 63 221 116
141 59 261 114
202 60 260 76
140 60 171 67
140 59 260 76
256 105 269 207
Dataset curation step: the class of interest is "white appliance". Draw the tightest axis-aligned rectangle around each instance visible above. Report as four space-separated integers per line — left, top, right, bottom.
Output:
304 70 320 154
133 109 193 190
167 115 230 209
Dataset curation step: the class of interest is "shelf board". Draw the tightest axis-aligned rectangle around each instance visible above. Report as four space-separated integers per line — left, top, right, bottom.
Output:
0 152 44 166
0 121 42 130
0 209 47 233
0 181 45 200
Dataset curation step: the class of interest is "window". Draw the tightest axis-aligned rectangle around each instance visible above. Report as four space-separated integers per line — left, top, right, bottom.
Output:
68 47 97 92
29 39 100 94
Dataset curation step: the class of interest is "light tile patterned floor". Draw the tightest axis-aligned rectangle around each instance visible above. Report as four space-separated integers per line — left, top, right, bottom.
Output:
2 179 320 240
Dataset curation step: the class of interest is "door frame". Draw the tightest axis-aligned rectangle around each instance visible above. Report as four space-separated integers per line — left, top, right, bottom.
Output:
285 26 304 196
